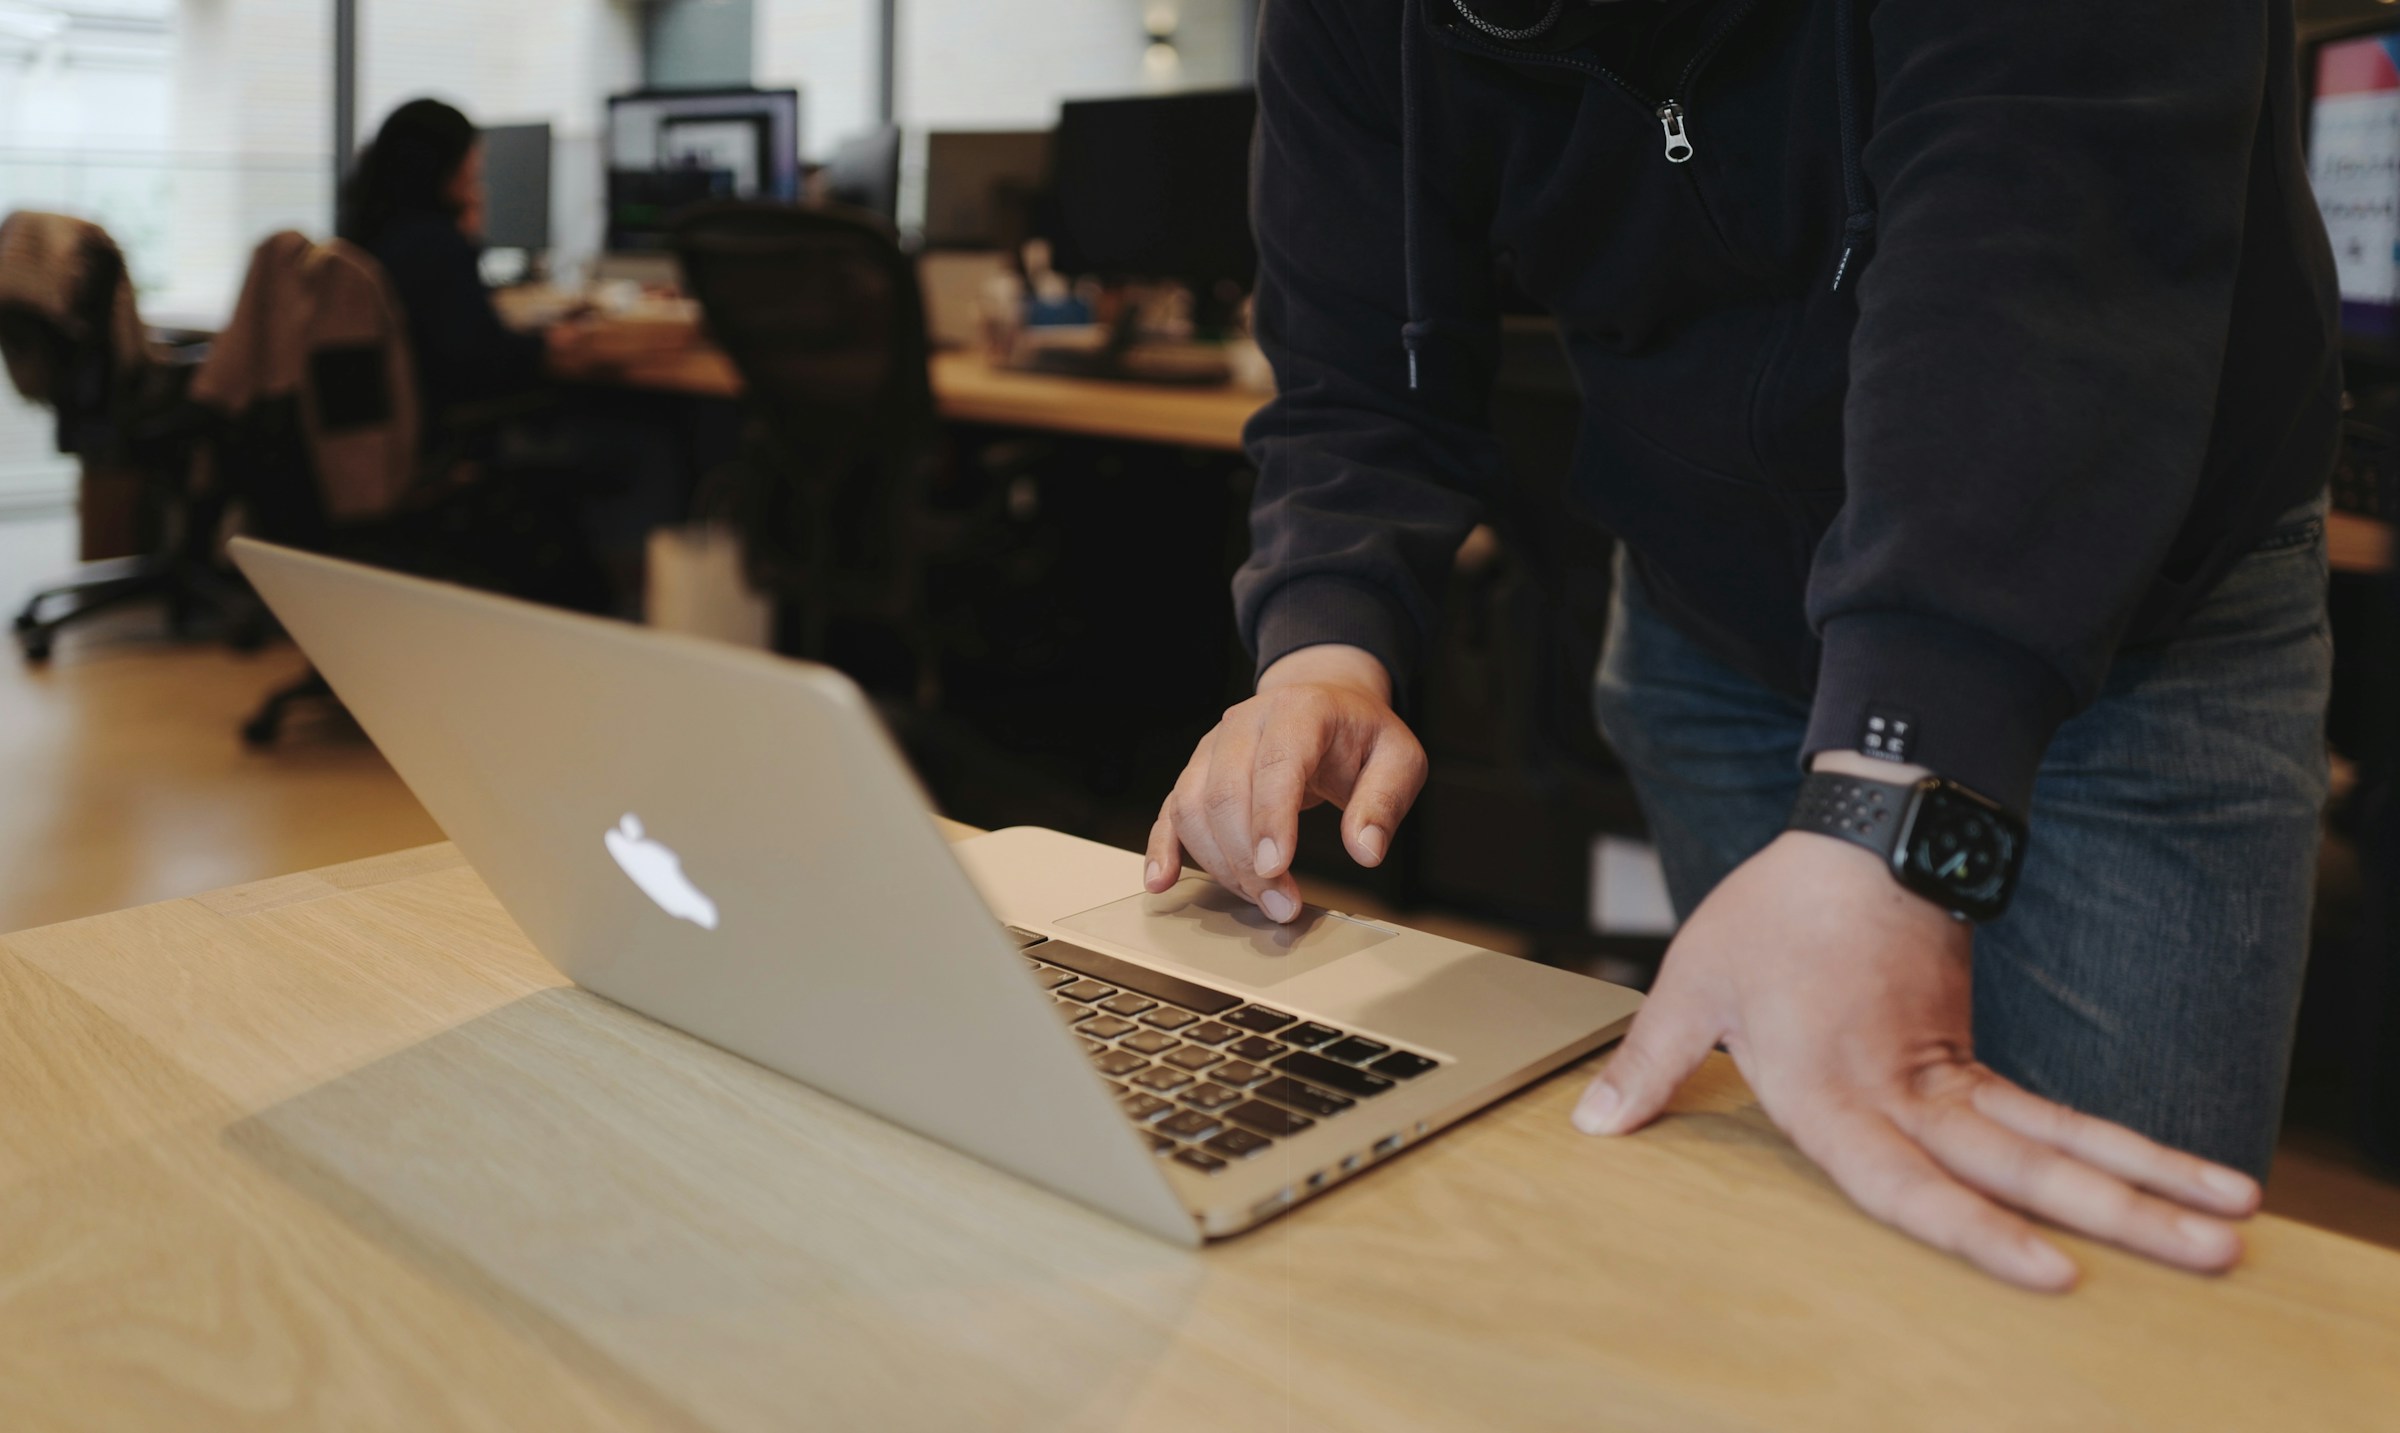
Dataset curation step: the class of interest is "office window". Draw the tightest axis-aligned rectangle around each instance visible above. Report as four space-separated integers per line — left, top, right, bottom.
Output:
0 0 327 509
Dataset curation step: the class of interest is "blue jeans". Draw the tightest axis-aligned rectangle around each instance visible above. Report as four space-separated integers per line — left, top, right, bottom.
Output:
1592 502 2332 1178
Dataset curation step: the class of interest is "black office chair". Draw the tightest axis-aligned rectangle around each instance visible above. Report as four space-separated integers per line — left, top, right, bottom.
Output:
3 221 236 663
668 201 951 703
216 238 610 745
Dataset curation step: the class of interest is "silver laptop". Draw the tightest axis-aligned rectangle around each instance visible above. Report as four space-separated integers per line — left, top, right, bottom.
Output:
231 538 1642 1244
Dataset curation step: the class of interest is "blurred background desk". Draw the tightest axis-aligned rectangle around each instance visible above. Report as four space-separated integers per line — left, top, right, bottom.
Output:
602 335 1262 453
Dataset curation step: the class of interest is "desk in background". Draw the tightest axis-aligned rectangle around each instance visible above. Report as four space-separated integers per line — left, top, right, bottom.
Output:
1 837 2394 1430
587 313 2398 574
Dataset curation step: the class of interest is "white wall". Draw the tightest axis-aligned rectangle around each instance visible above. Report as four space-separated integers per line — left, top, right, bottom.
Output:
164 0 331 317
754 0 1250 152
357 0 643 281
754 0 873 160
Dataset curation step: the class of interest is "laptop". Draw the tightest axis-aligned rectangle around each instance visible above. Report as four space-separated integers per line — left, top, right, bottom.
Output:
230 538 1643 1244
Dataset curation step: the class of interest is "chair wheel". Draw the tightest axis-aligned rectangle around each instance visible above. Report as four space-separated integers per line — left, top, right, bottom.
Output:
241 711 281 747
12 609 34 632
19 631 52 663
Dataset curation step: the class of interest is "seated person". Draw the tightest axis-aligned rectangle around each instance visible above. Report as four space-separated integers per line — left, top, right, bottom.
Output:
339 98 687 609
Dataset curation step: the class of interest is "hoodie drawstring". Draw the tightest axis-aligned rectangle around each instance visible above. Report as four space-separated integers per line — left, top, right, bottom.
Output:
1400 0 1432 391
1830 0 1877 292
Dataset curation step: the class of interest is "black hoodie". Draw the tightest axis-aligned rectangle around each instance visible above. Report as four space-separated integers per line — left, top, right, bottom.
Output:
1234 0 2340 815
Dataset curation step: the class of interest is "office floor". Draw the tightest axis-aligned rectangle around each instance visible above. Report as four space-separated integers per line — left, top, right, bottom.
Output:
5 507 2399 1258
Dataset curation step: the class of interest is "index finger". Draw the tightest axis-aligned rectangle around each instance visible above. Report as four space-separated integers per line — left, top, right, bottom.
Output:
1248 699 1335 881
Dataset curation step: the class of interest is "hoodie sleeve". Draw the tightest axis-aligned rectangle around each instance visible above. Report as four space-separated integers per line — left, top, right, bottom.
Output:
1234 0 1505 695
1804 0 2274 814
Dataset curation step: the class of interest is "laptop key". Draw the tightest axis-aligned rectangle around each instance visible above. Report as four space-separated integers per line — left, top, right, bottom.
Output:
1032 967 1079 990
1370 1050 1439 1080
1255 1076 1353 1118
1077 1015 1139 1040
1059 980 1115 1003
1222 1006 1298 1034
1092 1050 1147 1078
1120 1092 1173 1122
1098 993 1157 1017
1131 1066 1195 1093
1173 1148 1228 1174
1204 1127 1274 1160
1031 940 1245 1015
1163 1046 1224 1072
1157 1109 1222 1140
1225 1035 1285 1063
1226 1100 1316 1138
1281 1021 1343 1048
1078 1037 1105 1055
1273 1051 1395 1099
1320 1036 1390 1065
1182 1022 1240 1046
1146 1132 1178 1154
1120 1030 1180 1056
1210 1060 1269 1087
1139 1008 1199 1032
1181 1082 1241 1111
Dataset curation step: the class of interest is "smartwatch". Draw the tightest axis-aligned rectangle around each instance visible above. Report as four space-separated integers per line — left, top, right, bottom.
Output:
1788 773 2027 924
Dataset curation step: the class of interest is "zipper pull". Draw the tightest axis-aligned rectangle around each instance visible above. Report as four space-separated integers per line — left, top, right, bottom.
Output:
1658 103 1694 164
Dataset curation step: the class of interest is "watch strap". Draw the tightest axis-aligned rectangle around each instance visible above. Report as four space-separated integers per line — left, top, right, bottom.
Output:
1788 773 1909 863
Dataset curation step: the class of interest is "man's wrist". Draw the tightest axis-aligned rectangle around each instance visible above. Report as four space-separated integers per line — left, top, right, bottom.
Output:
1257 643 1392 704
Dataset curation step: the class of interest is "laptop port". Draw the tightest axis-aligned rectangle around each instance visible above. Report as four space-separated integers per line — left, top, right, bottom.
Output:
1373 1133 1404 1157
1305 1170 1327 1190
1339 1153 1361 1173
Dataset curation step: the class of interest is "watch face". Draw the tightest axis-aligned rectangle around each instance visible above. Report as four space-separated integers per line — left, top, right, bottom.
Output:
1898 783 2024 922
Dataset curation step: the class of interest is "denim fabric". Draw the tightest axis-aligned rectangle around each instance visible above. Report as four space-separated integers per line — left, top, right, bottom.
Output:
1592 501 2332 1177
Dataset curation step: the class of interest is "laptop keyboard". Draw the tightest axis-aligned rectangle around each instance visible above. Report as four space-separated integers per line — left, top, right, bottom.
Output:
1011 931 1443 1175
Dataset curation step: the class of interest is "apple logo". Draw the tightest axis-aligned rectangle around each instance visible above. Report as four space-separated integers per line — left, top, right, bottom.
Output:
604 813 719 930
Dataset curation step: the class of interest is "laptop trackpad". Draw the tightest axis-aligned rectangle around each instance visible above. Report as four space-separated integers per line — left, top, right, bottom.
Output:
1055 877 1397 988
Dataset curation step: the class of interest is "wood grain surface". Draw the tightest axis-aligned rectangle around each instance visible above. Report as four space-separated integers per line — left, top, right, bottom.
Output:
2 842 2395 1432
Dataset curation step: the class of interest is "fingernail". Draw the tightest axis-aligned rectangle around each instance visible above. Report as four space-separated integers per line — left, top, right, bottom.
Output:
2020 1240 2077 1289
1358 824 1387 864
1144 860 1161 887
2199 1166 2256 1208
1254 837 1280 878
1572 1080 1622 1136
1260 888 1296 923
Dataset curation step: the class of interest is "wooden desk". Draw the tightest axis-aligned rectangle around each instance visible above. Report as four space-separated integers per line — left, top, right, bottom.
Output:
3 839 2395 1430
608 340 1262 454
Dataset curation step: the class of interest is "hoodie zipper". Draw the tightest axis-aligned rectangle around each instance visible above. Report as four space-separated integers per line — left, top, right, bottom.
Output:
1434 0 1768 163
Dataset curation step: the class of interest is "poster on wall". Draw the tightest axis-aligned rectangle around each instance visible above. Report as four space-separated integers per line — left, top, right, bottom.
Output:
2312 32 2400 343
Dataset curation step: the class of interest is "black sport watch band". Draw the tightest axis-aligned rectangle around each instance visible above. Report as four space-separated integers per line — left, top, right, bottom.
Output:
1788 772 2028 924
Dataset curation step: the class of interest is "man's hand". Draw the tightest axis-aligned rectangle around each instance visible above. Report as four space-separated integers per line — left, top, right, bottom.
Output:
1145 645 1426 922
1573 791 2262 1291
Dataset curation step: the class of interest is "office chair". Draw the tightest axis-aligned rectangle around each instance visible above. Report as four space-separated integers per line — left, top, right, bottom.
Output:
2 213 236 663
668 201 951 703
204 233 609 745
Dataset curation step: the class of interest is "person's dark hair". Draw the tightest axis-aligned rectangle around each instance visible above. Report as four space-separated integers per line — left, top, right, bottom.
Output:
339 98 478 248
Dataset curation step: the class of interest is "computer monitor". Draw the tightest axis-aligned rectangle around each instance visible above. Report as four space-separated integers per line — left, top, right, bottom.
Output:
606 88 802 252
822 124 902 227
479 122 552 254
921 129 1052 250
1047 89 1256 298
2307 23 2400 350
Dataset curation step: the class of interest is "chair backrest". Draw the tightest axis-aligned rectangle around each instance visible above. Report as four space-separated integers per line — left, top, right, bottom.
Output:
668 201 936 610
196 231 420 530
0 211 149 455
